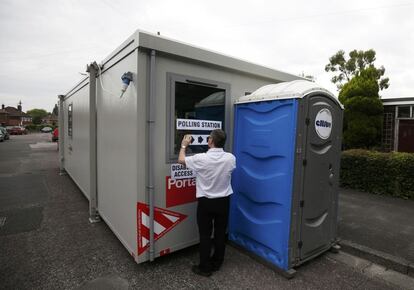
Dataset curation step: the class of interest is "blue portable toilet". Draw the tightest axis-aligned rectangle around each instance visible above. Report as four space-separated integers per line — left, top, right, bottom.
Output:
229 80 343 277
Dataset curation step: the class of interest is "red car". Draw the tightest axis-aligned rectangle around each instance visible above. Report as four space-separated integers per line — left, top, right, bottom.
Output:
8 126 27 135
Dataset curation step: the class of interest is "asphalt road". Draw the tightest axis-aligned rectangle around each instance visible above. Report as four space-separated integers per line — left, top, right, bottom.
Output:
0 133 407 289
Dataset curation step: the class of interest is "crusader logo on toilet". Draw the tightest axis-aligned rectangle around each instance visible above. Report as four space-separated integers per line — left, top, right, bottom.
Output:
315 108 332 140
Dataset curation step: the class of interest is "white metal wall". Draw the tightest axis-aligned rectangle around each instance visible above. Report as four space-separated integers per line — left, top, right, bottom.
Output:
96 51 139 256
64 82 91 199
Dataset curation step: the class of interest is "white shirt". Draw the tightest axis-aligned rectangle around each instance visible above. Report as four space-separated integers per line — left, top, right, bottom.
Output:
185 148 236 199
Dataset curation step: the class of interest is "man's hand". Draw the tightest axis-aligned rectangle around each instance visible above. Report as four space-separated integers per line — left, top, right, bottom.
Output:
178 135 191 165
181 134 192 148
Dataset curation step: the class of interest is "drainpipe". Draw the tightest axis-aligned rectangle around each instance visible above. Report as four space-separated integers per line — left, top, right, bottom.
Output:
86 61 100 223
148 50 156 261
58 95 66 175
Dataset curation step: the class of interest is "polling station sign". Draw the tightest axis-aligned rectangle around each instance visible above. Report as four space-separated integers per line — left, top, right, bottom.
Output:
176 118 221 131
170 163 196 180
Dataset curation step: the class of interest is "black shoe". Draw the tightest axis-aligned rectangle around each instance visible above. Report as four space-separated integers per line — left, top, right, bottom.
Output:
192 265 212 277
210 259 222 272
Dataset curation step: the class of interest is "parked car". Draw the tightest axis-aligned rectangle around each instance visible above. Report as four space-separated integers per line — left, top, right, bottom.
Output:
0 130 4 142
41 126 53 133
8 126 28 135
0 126 10 140
52 127 59 142
6 126 14 134
9 126 22 135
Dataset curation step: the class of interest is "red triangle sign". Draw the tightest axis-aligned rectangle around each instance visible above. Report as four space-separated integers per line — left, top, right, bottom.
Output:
137 202 187 255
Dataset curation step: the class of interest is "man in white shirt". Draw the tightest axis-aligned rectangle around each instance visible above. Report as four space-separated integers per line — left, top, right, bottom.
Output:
178 129 236 277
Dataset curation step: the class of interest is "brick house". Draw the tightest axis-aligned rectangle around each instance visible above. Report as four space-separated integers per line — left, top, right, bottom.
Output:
382 97 414 153
0 107 9 126
41 113 58 126
0 102 32 126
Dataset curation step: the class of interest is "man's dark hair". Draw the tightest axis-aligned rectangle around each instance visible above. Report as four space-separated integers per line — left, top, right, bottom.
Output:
210 129 226 148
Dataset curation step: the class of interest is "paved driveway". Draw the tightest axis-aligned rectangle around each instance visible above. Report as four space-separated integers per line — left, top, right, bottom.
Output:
0 134 404 289
339 188 414 263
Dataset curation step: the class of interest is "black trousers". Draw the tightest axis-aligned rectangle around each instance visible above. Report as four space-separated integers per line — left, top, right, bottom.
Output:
197 196 230 272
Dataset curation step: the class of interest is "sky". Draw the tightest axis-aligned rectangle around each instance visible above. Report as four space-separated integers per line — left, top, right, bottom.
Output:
0 0 413 112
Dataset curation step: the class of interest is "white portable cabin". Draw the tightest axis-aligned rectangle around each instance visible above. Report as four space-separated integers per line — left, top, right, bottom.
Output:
58 30 303 263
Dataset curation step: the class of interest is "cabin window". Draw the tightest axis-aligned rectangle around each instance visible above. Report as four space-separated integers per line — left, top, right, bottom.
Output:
167 73 230 161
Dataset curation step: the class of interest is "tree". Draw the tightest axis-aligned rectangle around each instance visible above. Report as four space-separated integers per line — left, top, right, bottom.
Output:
52 104 58 116
325 49 389 149
339 73 383 148
27 108 48 125
325 49 389 91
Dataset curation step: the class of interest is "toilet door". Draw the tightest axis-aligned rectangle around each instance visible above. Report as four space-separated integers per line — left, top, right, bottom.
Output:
299 94 342 260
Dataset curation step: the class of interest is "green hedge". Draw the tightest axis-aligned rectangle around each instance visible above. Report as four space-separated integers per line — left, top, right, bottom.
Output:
25 124 57 132
340 149 414 199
